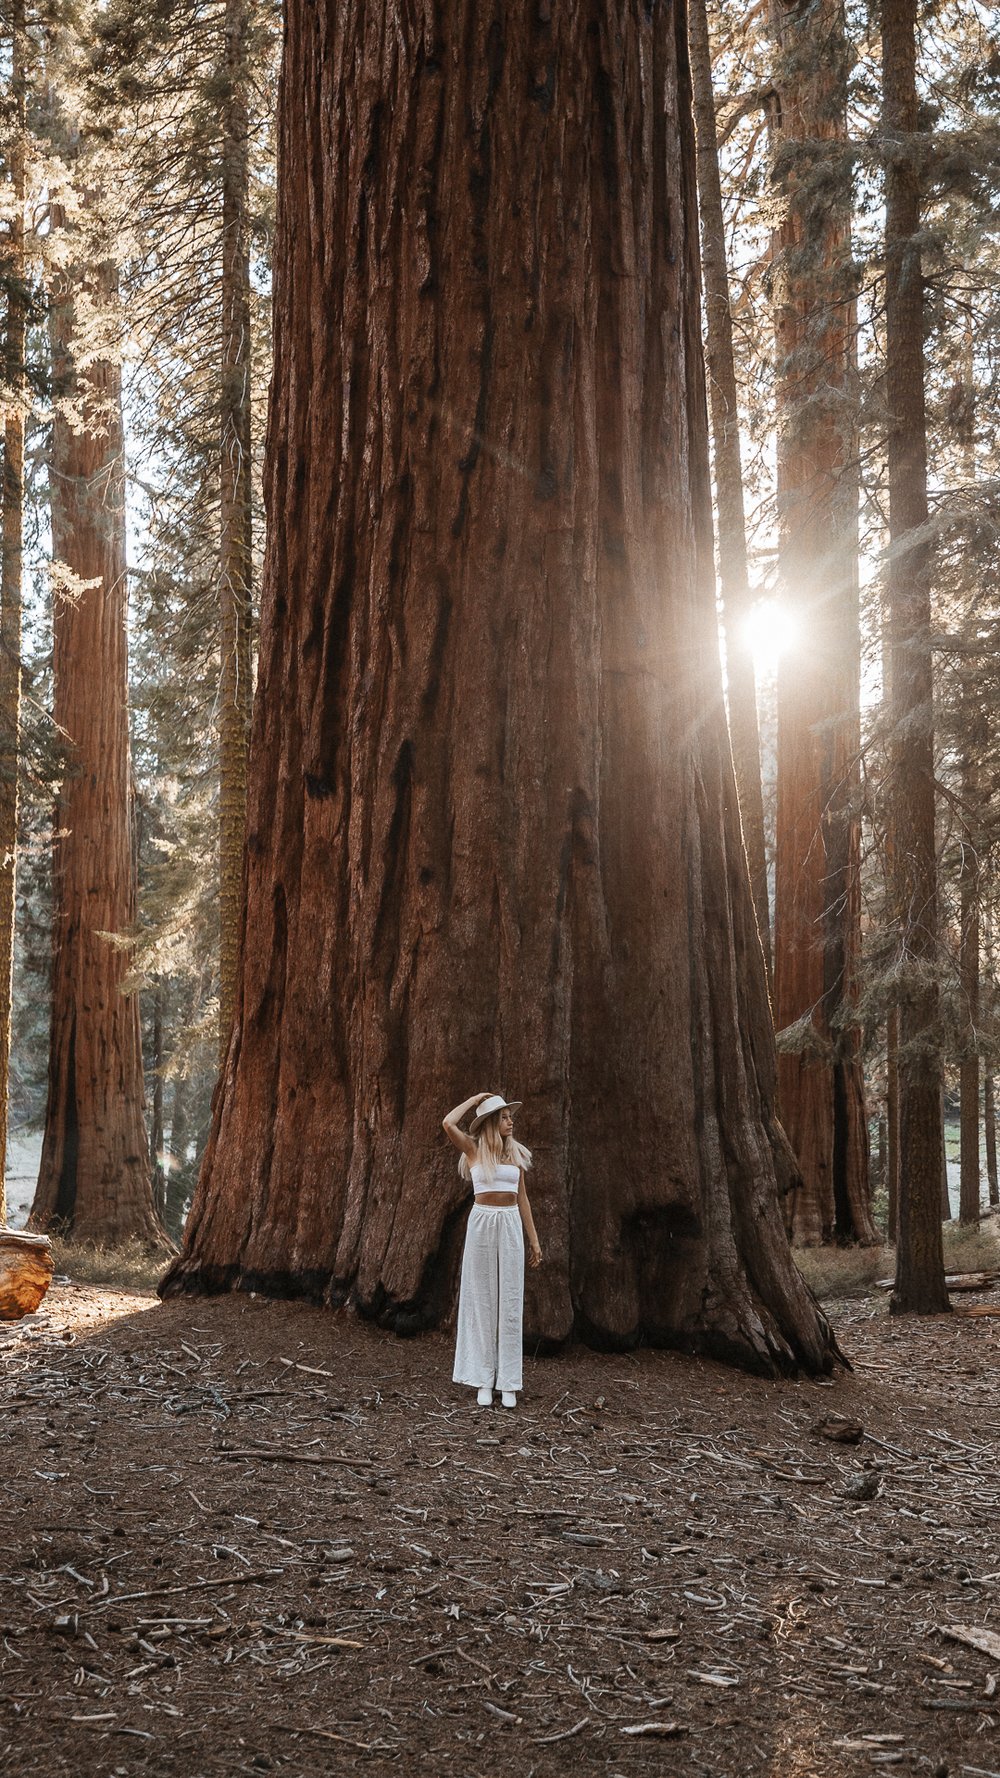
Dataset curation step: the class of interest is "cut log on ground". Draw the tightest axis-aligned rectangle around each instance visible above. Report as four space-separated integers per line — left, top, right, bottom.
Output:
0 1228 53 1318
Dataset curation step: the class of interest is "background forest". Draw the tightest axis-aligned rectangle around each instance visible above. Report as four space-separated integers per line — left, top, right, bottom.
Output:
1 0 999 1296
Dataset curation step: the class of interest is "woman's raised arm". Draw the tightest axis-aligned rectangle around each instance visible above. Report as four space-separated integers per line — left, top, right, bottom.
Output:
442 1092 489 1160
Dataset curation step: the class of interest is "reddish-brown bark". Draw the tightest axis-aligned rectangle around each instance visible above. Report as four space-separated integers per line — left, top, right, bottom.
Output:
162 0 841 1375
882 0 948 1314
30 250 164 1247
770 0 872 1245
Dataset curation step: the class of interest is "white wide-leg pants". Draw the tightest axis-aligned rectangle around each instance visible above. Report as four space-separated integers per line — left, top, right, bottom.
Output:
452 1204 524 1392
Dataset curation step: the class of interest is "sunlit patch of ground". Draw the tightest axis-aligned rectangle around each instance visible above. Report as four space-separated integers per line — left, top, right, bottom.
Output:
47 1237 168 1293
1 1276 159 1352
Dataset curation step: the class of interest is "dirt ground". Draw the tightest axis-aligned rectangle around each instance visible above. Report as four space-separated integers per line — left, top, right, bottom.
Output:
2 1279 1000 1778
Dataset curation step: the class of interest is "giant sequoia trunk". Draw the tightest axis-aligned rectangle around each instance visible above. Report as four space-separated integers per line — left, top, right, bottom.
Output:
688 0 771 986
882 0 948 1314
162 0 841 1376
769 0 872 1245
30 248 164 1246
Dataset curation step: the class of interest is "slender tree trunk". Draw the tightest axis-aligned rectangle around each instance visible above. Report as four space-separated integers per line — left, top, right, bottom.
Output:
957 319 981 1229
162 0 841 1377
0 0 28 1225
985 1070 998 1208
149 982 165 1220
940 1087 951 1220
688 0 771 985
887 1007 899 1242
883 0 948 1314
218 0 254 1058
958 804 980 1223
30 230 164 1246
769 0 872 1245
166 1067 191 1241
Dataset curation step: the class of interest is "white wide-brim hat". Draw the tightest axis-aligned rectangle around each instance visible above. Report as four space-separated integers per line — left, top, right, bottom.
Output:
469 1094 522 1134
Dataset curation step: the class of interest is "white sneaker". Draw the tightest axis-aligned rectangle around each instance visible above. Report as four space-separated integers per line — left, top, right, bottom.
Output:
476 1387 493 1407
500 1391 517 1409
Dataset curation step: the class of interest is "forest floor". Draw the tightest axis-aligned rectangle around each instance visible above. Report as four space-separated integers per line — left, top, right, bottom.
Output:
3 1273 1000 1778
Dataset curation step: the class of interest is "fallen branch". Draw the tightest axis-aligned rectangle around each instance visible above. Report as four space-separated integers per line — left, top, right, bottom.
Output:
264 1625 363 1649
94 1570 284 1608
621 1721 686 1737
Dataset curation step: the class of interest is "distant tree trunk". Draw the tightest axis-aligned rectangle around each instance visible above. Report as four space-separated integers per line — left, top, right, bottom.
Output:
883 0 948 1314
30 236 164 1247
688 0 771 985
769 0 872 1245
958 799 980 1225
887 1007 899 1242
940 1089 951 1220
149 982 165 1220
957 324 982 1230
985 1071 998 1208
0 0 27 1226
166 1067 190 1240
162 0 841 1377
218 0 254 1059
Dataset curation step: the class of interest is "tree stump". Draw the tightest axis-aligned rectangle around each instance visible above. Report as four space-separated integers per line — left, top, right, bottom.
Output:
0 1229 54 1319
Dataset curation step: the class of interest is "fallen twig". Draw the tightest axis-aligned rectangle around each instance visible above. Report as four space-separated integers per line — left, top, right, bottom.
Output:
533 1717 590 1743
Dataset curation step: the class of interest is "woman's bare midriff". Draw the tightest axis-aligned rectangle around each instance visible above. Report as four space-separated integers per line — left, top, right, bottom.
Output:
475 1192 518 1206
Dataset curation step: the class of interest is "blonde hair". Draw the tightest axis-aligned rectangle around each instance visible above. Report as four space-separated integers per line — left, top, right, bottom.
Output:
459 1109 532 1183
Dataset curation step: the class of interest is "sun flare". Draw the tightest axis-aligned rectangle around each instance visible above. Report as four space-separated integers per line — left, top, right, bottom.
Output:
741 599 801 674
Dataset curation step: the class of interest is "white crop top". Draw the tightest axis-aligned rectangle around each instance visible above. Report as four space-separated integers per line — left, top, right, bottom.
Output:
471 1160 521 1197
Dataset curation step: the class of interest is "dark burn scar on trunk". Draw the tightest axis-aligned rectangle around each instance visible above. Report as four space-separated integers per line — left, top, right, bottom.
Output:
373 741 415 952
421 586 452 714
355 1198 469 1335
593 62 620 206
551 789 595 976
309 530 354 784
251 882 287 1033
485 18 505 103
452 317 495 537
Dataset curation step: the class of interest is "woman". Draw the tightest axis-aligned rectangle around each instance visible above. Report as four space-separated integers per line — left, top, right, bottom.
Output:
443 1091 542 1408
